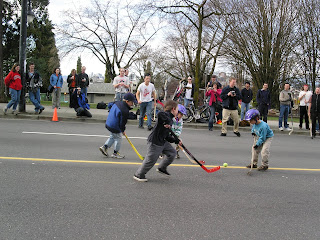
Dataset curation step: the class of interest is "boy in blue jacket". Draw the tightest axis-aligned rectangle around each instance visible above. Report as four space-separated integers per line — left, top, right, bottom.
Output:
99 93 136 159
245 109 274 171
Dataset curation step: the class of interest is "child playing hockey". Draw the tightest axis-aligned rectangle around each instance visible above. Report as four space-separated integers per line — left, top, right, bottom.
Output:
99 93 136 158
245 109 274 171
133 100 181 182
171 104 187 159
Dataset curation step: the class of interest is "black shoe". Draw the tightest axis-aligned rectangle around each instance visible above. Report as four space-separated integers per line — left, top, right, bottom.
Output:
311 135 315 139
147 126 153 131
176 152 180 159
39 107 45 114
234 131 241 137
220 133 227 136
138 126 144 129
246 164 257 168
257 165 268 171
156 168 170 176
133 174 148 182
209 128 213 131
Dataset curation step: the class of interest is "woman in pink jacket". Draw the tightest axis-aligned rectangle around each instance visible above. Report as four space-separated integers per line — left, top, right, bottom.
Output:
205 82 222 131
3 63 22 115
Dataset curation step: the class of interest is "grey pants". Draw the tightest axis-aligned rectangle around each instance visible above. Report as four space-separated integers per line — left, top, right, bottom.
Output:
135 142 176 178
252 136 273 166
52 88 61 108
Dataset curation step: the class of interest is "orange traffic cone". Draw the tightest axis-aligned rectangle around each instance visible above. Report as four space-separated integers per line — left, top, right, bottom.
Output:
52 107 59 122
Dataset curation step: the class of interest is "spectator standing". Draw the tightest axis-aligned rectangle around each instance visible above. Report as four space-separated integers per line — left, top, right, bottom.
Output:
240 81 253 120
136 73 156 131
298 84 312 130
184 76 194 107
67 69 77 108
308 87 320 139
278 83 292 131
50 68 63 109
26 63 45 114
113 68 130 101
76 66 89 96
3 63 22 115
256 83 271 122
220 77 241 137
205 82 222 131
70 88 92 118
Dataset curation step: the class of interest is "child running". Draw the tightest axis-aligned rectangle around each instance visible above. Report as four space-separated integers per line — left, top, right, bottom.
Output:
245 109 274 171
99 93 136 158
171 104 187 159
133 100 181 182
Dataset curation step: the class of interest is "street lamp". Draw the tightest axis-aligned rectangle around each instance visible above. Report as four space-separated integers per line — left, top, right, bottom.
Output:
19 0 34 112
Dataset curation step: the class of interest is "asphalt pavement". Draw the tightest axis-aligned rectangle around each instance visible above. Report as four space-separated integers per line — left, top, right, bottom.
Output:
0 119 319 239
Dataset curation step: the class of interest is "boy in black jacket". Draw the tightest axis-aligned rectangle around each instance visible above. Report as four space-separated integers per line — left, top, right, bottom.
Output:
134 100 181 182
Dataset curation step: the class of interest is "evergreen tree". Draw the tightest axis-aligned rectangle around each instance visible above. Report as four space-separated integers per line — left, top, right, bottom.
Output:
77 56 82 74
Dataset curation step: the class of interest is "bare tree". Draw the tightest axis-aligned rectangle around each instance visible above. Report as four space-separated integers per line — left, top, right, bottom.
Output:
295 0 320 92
224 0 299 107
151 0 228 106
57 0 160 82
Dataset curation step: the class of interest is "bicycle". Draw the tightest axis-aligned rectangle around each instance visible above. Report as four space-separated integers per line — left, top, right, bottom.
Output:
183 99 211 123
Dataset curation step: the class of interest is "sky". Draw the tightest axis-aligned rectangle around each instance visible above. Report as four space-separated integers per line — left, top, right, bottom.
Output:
48 0 106 75
47 0 228 77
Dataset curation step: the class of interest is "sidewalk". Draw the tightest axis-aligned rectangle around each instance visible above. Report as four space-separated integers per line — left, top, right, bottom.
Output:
0 103 311 136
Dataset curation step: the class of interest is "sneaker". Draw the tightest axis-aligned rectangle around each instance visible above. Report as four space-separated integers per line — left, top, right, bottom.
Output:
3 107 7 115
257 165 268 171
147 126 153 131
246 164 257 168
176 151 180 159
133 174 148 182
220 133 227 136
111 152 125 159
39 107 45 114
284 127 292 131
138 126 144 129
156 168 170 176
99 146 109 157
12 110 19 115
209 128 213 131
279 127 284 131
234 131 241 137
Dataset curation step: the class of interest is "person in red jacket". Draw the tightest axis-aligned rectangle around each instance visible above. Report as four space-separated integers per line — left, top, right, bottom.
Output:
3 63 22 115
205 82 222 131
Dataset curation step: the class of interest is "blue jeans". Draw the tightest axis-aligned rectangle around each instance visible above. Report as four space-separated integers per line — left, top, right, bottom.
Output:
208 105 216 129
29 88 44 112
104 132 122 152
241 102 250 120
7 88 21 110
139 101 152 127
115 92 125 102
279 105 290 128
184 98 192 107
81 87 87 96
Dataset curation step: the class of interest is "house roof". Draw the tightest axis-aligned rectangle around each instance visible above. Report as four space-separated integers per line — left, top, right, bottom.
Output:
61 82 115 94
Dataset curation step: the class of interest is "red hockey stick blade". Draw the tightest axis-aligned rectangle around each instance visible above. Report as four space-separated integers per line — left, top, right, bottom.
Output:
201 165 221 173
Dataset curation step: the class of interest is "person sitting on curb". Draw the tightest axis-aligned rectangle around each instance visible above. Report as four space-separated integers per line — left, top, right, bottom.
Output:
70 88 92 118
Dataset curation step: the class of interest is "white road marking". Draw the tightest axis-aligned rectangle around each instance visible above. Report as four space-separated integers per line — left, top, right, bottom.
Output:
22 131 147 139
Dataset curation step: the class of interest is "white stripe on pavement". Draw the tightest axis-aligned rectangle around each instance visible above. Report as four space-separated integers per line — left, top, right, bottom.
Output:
22 131 147 139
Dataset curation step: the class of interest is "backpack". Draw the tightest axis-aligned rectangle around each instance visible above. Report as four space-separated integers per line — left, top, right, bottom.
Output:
97 101 107 109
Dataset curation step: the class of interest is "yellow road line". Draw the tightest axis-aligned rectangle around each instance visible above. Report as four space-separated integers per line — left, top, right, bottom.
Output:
0 156 319 171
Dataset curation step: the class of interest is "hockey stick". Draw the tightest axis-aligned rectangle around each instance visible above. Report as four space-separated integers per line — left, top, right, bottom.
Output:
247 157 254 176
178 145 205 165
309 115 313 138
123 133 144 160
169 129 220 173
288 107 294 135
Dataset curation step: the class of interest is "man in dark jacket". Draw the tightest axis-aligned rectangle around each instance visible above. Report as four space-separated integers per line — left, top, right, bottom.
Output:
70 88 92 118
99 93 136 158
257 83 271 122
220 77 241 137
308 87 320 139
240 81 253 120
76 66 89 96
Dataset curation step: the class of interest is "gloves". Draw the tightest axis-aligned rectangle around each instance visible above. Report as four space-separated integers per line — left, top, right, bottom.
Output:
252 133 256 137
253 145 259 149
